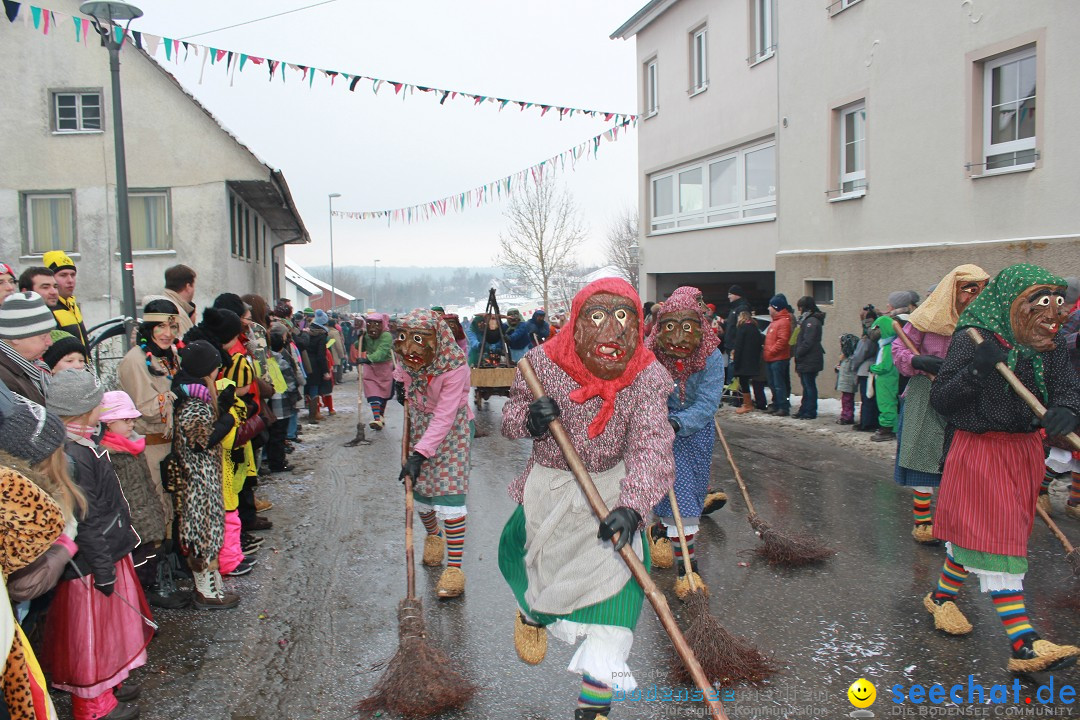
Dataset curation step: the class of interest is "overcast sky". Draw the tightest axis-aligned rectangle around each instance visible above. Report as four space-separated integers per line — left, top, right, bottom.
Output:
128 0 643 270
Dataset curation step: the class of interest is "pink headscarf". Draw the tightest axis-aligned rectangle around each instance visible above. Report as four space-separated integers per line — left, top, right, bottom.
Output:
646 286 720 401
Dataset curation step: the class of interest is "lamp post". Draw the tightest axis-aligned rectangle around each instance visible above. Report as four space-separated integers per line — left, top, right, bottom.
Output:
328 193 341 312
628 239 641 294
80 1 142 349
372 259 380 312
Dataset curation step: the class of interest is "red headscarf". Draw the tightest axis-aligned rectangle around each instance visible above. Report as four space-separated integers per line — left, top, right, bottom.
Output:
645 286 720 401
542 277 655 438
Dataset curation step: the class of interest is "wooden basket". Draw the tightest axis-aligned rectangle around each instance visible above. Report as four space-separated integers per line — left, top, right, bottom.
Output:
471 368 517 388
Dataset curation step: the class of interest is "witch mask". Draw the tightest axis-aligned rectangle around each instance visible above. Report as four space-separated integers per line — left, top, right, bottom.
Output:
954 279 987 316
655 309 703 359
1011 284 1068 352
573 292 639 380
394 326 438 370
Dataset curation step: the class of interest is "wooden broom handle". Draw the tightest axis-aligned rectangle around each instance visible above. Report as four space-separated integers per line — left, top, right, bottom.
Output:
667 489 697 590
518 358 728 720
402 412 416 601
714 417 756 516
965 327 1080 453
892 319 935 380
1037 505 1076 553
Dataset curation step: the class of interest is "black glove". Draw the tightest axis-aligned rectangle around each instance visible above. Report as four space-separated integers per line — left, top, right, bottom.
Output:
231 447 245 464
394 381 406 406
1040 406 1079 437
669 417 681 433
217 385 237 415
359 358 372 365
911 355 945 375
526 396 561 437
598 507 642 551
969 338 1007 378
399 451 426 484
94 581 115 597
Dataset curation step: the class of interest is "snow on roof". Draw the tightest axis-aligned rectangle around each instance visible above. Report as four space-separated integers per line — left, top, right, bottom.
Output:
284 258 355 301
580 265 624 283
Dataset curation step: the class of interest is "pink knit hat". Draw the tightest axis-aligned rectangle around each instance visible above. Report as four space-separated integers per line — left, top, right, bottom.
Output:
100 391 141 423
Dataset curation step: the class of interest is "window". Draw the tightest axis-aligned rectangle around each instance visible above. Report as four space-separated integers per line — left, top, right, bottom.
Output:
751 0 774 64
983 48 1036 171
52 91 101 132
23 192 75 254
691 27 707 93
644 58 659 116
807 280 834 305
229 191 259 260
129 191 171 251
839 103 867 194
650 139 776 233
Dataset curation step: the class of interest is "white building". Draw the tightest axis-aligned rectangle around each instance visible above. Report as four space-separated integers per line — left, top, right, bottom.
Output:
0 0 310 328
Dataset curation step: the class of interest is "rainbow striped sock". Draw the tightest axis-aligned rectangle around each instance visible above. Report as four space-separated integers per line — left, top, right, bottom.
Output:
419 510 440 537
444 515 466 568
933 554 968 603
1071 472 1080 507
577 673 613 712
1043 468 1056 491
913 490 933 525
673 533 695 563
990 590 1036 650
371 399 383 421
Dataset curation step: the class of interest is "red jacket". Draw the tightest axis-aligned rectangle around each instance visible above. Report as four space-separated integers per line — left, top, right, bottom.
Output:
763 309 792 361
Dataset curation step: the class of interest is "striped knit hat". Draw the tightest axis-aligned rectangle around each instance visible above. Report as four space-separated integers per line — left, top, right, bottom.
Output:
0 292 57 340
224 353 254 389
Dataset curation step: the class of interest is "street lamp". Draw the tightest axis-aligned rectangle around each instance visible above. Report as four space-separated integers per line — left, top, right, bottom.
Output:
80 1 142 348
628 239 641 292
328 193 341 312
372 259 380 312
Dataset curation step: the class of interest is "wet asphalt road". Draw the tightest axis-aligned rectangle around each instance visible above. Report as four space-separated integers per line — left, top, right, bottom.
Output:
102 377 1080 720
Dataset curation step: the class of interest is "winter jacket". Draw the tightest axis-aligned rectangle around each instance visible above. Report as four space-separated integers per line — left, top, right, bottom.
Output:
0 343 47 405
118 345 176 438
509 311 551 350
836 358 858 394
52 295 88 348
61 438 140 587
101 432 168 543
731 321 764 376
794 311 826 374
269 350 299 419
304 325 330 378
763 309 792 362
723 297 752 353
327 326 346 364
851 337 876 377
669 350 726 437
0 460 66 597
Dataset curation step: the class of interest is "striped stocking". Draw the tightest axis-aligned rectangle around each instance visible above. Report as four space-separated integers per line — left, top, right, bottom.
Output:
444 515 466 568
1042 468 1056 492
913 488 933 525
419 510 441 537
673 533 695 564
369 397 384 422
577 673 613 715
932 554 968 603
990 590 1037 650
1071 471 1080 507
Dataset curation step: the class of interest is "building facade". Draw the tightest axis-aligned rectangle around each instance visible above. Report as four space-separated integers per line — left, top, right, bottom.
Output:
616 0 1079 394
0 0 309 330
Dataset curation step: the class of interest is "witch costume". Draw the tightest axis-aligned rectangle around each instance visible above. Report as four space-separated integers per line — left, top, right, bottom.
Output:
925 263 1080 673
498 277 675 720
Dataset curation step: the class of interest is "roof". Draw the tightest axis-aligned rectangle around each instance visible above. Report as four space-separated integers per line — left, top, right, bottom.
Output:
580 265 624 283
140 49 311 246
284 265 320 297
610 0 680 39
284 258 355 302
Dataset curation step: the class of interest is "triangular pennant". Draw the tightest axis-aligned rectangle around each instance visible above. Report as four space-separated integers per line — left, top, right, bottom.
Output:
30 4 39 28
143 33 159 56
3 1 20 23
349 75 360 92
41 7 49 33
391 82 403 94
239 53 247 71
164 37 172 61
132 30 142 50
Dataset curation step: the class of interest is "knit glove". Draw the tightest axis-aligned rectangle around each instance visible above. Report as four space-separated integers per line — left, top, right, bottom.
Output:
399 451 426 484
1039 407 1079 437
526 396 561 437
911 355 945 375
598 507 642 551
969 339 1007 379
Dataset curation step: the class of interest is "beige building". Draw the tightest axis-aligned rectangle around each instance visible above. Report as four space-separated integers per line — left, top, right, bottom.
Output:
616 0 1079 393
0 0 309 332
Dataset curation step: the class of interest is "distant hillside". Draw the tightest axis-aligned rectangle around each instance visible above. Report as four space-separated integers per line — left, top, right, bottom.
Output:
305 265 505 282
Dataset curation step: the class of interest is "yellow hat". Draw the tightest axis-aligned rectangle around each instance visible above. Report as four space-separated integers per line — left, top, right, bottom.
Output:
42 250 76 273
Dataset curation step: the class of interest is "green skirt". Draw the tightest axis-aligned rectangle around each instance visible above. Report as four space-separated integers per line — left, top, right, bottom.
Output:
498 504 650 629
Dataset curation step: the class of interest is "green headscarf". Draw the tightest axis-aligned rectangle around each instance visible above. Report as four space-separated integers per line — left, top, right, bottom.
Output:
957 263 1065 402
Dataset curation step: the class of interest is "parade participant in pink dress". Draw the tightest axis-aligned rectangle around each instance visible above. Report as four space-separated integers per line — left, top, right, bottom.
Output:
361 313 394 430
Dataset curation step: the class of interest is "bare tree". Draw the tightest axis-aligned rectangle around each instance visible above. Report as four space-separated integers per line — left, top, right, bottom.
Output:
495 175 586 310
604 206 639 286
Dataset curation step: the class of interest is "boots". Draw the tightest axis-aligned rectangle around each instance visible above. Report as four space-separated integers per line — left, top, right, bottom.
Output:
306 397 321 424
323 395 336 415
192 568 240 610
735 392 754 415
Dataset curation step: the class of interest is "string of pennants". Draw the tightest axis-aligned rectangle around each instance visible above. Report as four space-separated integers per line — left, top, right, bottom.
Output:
332 118 635 225
2 1 637 125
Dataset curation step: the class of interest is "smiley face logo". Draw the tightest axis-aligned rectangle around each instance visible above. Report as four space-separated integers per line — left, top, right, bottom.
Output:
848 678 876 708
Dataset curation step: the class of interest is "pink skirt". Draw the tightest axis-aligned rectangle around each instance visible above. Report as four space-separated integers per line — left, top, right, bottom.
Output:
42 556 154 698
934 430 1044 557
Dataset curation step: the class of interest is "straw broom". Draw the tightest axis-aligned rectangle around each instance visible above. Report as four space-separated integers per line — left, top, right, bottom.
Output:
965 327 1080 575
665 489 776 686
344 357 371 447
519 358 731 720
357 414 475 717
714 417 834 566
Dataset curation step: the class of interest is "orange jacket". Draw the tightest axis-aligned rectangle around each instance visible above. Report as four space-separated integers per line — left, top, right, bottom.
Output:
763 309 792 361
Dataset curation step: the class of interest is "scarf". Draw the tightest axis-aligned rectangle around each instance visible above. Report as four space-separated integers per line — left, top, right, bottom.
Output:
101 430 146 455
543 277 655 438
958 263 1066 403
907 264 990 336
645 286 720 402
397 309 466 405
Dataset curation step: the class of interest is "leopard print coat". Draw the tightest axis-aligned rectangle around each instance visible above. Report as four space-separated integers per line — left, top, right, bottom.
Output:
174 397 225 561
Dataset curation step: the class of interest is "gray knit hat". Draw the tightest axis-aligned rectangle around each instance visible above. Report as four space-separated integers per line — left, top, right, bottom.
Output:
0 381 65 464
0 292 56 340
46 369 104 417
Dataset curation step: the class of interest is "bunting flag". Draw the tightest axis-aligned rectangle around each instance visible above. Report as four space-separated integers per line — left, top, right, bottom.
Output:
331 118 635 226
4 2 637 125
